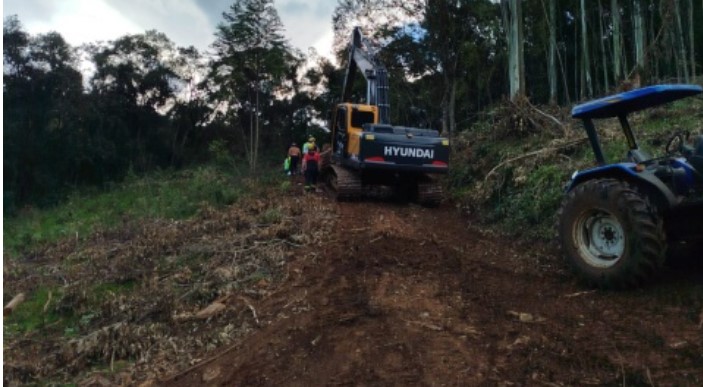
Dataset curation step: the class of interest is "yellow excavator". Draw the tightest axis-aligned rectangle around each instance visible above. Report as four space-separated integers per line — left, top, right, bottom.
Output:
323 27 450 206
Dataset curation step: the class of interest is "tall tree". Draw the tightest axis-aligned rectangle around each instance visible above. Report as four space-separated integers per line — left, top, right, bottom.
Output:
688 0 695 80
674 0 690 81
598 1 610 92
612 0 624 82
503 0 525 100
212 0 292 171
4 20 88 207
580 0 593 98
3 15 30 76
547 0 557 103
90 31 181 171
168 46 210 166
423 0 495 135
633 0 646 76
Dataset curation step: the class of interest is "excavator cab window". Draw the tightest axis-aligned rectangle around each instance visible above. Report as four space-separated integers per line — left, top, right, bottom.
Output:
351 109 375 129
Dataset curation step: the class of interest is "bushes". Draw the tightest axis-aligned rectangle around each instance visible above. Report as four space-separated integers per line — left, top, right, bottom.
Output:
2 163 280 256
489 164 568 239
447 97 702 241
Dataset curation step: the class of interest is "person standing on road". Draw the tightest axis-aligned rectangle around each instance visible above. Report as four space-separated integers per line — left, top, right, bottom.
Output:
287 142 301 175
303 136 316 155
302 144 321 191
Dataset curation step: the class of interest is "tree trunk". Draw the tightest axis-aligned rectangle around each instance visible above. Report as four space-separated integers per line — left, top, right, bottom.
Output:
254 82 260 172
517 0 525 96
444 53 459 135
611 0 623 82
441 71 449 135
598 0 610 92
661 0 674 78
548 0 557 103
633 0 646 74
671 25 682 80
650 2 665 82
449 79 457 135
648 0 655 80
543 0 571 104
581 0 593 98
249 105 254 169
674 0 690 82
252 50 261 173
504 0 525 100
687 0 695 80
574 20 579 100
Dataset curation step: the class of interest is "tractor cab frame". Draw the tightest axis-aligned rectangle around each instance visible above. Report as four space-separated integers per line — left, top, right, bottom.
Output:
558 84 703 288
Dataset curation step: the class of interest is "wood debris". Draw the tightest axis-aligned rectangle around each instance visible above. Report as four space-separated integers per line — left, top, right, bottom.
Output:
4 293 25 316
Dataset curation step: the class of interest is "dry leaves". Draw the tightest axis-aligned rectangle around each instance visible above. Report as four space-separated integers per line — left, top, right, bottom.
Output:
3 193 336 385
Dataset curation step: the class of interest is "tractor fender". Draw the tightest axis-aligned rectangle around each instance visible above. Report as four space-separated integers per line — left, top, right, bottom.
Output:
567 163 680 210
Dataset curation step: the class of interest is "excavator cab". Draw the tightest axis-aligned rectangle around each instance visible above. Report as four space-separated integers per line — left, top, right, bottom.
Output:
332 103 378 159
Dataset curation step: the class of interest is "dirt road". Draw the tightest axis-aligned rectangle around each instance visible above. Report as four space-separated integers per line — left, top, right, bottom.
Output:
161 196 703 386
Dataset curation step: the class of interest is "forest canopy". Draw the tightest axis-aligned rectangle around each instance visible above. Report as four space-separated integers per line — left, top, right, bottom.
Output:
4 0 702 211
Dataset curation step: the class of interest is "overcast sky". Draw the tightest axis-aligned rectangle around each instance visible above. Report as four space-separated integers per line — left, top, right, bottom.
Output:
2 0 336 59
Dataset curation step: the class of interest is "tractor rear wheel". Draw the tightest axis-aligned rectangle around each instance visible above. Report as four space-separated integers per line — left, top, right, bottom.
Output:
557 178 666 288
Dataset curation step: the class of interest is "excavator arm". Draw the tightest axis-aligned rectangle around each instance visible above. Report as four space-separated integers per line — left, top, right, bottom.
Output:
341 27 390 124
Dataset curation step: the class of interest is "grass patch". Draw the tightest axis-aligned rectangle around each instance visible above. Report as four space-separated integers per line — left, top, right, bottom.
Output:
4 281 139 338
490 164 568 239
3 163 286 256
258 207 284 224
4 286 66 335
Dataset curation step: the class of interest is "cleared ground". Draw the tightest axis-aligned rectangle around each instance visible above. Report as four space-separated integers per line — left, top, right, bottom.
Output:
4 183 702 386
162 192 703 386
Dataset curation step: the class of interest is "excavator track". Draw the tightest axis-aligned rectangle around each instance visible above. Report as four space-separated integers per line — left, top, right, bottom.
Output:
326 165 362 200
417 177 442 207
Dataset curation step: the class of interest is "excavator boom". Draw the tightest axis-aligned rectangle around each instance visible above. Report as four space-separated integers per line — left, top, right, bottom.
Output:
342 27 390 124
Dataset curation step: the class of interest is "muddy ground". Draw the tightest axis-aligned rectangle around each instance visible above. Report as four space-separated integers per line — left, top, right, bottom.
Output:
4 182 703 386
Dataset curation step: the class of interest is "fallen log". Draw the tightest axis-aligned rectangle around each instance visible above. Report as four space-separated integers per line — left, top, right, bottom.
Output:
483 137 588 183
4 293 26 316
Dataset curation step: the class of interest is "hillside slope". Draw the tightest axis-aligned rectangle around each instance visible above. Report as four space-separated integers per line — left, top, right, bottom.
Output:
4 182 702 386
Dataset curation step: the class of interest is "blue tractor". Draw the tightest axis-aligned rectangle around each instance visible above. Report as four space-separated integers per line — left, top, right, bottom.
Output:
558 84 703 288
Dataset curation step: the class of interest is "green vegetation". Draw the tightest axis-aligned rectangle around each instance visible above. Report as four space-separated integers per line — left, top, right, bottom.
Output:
447 97 703 240
3 160 289 345
3 163 285 256
259 207 284 224
3 286 64 335
489 164 567 239
3 281 138 338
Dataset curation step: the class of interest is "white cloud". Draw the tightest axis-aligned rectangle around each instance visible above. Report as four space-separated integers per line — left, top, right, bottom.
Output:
18 1 143 46
275 0 335 60
3 0 336 59
103 0 214 51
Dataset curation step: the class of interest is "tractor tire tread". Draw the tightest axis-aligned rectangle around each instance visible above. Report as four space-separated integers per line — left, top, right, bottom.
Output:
557 178 666 289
